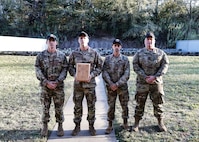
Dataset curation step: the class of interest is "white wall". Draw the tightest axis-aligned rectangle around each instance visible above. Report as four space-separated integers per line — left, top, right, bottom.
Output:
176 40 199 52
0 36 47 52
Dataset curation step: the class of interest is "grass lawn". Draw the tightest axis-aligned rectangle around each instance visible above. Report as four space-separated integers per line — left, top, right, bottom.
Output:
0 55 199 142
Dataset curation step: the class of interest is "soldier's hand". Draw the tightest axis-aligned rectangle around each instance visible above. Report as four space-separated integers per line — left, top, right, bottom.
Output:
46 81 57 90
110 84 118 91
146 76 156 84
85 75 91 83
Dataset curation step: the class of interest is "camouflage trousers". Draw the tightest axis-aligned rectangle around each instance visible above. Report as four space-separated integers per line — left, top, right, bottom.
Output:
134 83 165 120
73 86 96 124
40 87 65 123
106 86 129 121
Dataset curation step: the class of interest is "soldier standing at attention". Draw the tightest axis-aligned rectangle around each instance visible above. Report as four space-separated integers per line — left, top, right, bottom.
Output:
132 32 169 132
68 31 103 136
35 34 68 137
102 39 130 134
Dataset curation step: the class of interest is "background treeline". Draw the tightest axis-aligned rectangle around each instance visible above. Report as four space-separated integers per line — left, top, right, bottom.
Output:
0 0 199 48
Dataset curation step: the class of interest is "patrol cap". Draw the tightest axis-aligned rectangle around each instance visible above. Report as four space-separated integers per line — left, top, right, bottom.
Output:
47 34 57 40
113 39 122 45
145 32 155 39
78 31 89 37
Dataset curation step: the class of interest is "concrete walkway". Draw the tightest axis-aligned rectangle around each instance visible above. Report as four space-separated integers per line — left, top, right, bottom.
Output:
47 75 117 142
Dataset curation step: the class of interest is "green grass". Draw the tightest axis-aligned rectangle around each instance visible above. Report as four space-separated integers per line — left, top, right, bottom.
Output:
114 56 199 142
0 55 199 142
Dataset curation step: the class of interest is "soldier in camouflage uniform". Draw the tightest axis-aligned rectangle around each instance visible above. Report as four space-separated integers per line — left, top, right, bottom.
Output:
102 39 130 134
68 31 103 136
132 32 169 132
35 34 68 137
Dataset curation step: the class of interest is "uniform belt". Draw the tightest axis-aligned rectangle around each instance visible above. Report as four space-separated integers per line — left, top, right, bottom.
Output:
48 76 57 81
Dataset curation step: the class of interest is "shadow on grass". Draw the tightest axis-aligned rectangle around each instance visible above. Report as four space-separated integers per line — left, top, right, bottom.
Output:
127 125 165 133
139 125 162 133
0 129 44 141
116 125 164 134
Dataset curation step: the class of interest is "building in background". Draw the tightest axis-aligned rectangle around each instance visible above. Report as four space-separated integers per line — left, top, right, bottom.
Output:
0 36 46 52
176 40 199 53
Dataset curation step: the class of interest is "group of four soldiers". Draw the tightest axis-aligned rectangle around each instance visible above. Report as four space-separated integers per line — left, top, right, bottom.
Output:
35 31 169 137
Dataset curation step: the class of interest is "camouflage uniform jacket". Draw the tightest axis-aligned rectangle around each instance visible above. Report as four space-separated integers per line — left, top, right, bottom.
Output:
133 47 169 84
102 54 130 87
35 50 68 87
68 47 103 88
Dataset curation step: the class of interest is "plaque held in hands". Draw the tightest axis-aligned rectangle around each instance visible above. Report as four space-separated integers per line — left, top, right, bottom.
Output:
76 63 90 81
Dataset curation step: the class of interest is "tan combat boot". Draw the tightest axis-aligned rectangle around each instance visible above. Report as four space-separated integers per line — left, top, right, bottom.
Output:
105 121 113 134
158 118 167 132
89 123 96 136
57 123 64 137
132 117 140 132
71 122 80 136
41 123 48 137
123 118 129 130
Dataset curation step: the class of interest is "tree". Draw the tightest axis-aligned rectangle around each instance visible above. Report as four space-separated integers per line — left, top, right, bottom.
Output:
183 0 199 39
0 0 198 48
157 0 187 48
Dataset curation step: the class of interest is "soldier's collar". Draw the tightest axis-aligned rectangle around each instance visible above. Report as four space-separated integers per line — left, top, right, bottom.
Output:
111 54 122 59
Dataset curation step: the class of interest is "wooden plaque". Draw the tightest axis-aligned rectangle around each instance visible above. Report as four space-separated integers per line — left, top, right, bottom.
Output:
76 63 90 81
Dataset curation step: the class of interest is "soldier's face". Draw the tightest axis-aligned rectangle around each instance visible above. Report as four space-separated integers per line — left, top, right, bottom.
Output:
145 37 155 50
78 36 89 50
47 38 57 53
112 44 121 53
